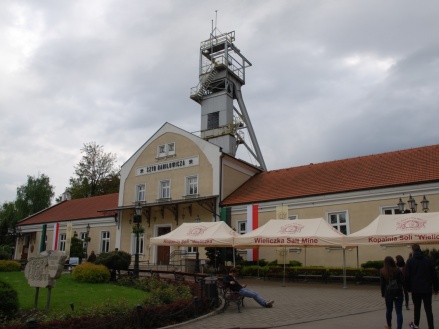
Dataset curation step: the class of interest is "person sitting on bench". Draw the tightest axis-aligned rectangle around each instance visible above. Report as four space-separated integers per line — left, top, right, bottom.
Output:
224 267 274 308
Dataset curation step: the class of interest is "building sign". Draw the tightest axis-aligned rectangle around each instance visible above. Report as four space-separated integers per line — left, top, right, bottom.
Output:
24 250 66 288
136 156 199 176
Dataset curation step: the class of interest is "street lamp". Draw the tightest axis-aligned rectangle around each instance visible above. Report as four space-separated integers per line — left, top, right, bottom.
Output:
194 215 201 273
397 195 429 213
133 203 142 278
85 223 91 259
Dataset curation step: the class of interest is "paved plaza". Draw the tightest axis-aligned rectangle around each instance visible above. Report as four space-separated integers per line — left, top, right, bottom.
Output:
169 278 439 329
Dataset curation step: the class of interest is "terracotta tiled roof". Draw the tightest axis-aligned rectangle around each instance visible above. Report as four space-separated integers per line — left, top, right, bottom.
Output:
221 145 439 206
18 193 119 226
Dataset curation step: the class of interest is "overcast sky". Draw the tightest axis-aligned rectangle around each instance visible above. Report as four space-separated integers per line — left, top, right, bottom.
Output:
1 0 439 204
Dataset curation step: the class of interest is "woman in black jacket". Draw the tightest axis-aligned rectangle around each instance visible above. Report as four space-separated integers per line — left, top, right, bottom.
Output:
380 256 404 329
396 254 410 310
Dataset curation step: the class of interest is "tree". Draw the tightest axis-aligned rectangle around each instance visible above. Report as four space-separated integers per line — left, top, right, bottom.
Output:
0 202 18 250
67 142 119 199
69 233 85 260
0 175 53 256
14 174 54 220
95 250 131 281
205 247 243 274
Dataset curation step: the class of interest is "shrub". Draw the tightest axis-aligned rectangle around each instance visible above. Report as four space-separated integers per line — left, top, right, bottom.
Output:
143 282 192 306
0 279 19 321
289 260 302 267
71 262 110 283
0 245 13 260
240 265 261 276
115 274 138 287
237 259 268 267
361 260 384 269
95 251 131 271
0 260 21 272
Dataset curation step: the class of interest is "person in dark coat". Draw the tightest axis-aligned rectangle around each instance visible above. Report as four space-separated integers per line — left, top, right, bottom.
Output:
224 267 274 308
87 250 97 263
396 254 410 310
404 244 439 329
380 256 404 329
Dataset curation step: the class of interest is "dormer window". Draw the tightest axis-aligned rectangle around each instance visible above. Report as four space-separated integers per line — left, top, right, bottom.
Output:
157 142 176 158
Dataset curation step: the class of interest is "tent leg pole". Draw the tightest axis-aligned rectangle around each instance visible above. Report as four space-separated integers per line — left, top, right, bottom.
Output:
343 249 347 289
282 247 286 287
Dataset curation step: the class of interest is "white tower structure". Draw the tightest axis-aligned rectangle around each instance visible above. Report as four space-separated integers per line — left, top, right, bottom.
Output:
190 29 267 170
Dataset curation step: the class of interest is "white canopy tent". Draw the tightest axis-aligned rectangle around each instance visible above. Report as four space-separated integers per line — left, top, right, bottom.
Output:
346 212 439 246
233 218 347 286
233 218 346 248
150 221 237 247
149 221 238 272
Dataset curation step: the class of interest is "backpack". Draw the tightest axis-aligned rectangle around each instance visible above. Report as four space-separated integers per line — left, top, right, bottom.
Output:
386 278 402 296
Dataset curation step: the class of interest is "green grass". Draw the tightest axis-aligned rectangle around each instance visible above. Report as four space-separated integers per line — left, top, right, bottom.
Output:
0 271 148 313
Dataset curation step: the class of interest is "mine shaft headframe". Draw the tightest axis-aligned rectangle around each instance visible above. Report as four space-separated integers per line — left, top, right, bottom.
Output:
199 31 252 85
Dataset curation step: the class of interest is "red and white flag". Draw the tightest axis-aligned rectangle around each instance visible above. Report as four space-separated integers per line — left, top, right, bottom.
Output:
247 204 259 261
52 223 60 250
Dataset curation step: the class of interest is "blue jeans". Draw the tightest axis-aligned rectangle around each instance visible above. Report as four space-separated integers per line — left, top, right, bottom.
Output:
239 287 268 307
385 294 403 329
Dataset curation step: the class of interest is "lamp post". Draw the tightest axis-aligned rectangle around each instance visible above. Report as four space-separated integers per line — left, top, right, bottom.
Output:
397 195 429 213
85 223 91 259
133 203 142 278
194 215 201 274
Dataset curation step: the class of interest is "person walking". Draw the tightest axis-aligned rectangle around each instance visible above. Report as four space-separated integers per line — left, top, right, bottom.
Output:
404 244 439 329
395 254 410 310
380 256 404 329
224 267 274 308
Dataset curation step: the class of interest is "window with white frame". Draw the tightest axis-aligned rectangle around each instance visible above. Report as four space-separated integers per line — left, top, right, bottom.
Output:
158 145 166 156
167 142 175 156
136 184 146 202
328 211 349 235
288 215 298 220
80 232 87 249
237 220 247 234
131 233 144 255
187 246 198 253
59 233 66 251
157 142 176 158
382 207 403 215
101 231 110 253
159 180 170 199
186 175 198 196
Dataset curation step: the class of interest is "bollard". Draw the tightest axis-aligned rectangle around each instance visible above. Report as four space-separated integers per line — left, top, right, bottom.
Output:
27 318 37 329
136 304 143 329
193 296 198 318
199 278 204 300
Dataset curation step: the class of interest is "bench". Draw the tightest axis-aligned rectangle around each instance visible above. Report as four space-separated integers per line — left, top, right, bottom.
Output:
264 267 294 281
357 269 380 284
219 282 244 313
151 271 160 279
326 269 360 284
295 269 328 283
174 272 185 281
